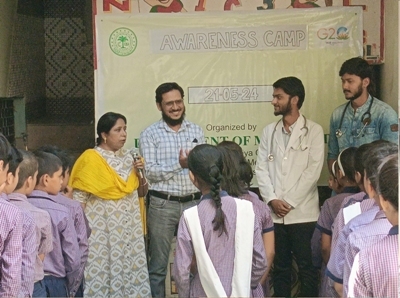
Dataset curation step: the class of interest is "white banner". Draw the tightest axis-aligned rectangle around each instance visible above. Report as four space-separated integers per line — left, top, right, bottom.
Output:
95 7 363 185
151 25 307 53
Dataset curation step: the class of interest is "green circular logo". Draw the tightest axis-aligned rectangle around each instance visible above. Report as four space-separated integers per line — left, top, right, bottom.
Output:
109 28 137 56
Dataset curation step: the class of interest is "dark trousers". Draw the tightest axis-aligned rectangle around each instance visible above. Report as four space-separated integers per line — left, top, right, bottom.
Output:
43 275 68 298
33 280 46 297
273 222 318 297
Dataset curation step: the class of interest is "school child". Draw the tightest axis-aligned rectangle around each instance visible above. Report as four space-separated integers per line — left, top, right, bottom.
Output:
173 144 267 297
217 141 274 297
28 151 80 297
38 145 89 297
325 143 374 266
348 154 398 297
319 148 359 261
0 134 23 297
326 141 397 296
311 147 359 297
3 147 37 297
311 160 343 271
10 150 53 297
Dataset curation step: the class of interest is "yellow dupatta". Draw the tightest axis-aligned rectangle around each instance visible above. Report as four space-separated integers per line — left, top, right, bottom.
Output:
69 149 139 199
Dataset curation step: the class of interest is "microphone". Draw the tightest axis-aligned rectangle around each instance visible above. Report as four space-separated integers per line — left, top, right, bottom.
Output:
130 148 143 178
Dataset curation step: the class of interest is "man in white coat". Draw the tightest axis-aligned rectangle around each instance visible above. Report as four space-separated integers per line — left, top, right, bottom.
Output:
255 76 324 297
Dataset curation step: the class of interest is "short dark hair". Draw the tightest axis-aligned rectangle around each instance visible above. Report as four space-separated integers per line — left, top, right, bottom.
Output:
96 112 127 146
155 82 184 104
15 150 38 190
38 145 72 176
34 151 62 185
339 57 375 95
0 133 12 169
273 76 305 109
8 146 23 176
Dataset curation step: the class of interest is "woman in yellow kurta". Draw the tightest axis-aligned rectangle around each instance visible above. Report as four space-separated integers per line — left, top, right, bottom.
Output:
69 112 151 297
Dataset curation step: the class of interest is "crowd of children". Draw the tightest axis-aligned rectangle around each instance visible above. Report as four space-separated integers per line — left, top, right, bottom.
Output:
0 133 90 297
0 127 397 297
313 140 398 297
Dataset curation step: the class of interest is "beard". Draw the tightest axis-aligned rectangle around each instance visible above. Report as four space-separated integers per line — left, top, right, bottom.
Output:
162 109 186 126
344 83 363 101
274 97 292 116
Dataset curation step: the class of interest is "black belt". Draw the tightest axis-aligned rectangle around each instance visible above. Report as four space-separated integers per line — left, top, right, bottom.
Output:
149 190 201 202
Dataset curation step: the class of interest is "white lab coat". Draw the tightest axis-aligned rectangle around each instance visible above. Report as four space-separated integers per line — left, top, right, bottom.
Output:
255 114 324 224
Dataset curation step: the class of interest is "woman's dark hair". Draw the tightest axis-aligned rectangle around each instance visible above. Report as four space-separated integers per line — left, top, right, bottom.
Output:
377 154 398 211
188 144 226 236
0 133 12 169
38 145 73 177
8 146 23 176
155 82 184 104
337 147 357 183
96 112 127 146
364 141 398 190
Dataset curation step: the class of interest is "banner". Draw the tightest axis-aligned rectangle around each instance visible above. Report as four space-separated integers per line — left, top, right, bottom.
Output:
96 0 383 63
95 7 363 185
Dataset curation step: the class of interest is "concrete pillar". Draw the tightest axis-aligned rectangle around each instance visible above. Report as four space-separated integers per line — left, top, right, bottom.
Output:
0 0 18 96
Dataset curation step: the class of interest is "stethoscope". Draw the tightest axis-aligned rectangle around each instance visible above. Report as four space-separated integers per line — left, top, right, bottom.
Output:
267 115 309 162
335 97 374 138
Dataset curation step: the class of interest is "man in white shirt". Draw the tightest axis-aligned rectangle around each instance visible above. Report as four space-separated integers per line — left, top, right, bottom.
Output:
255 76 324 297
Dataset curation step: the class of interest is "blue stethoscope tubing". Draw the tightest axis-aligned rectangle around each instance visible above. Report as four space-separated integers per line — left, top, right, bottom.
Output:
335 97 374 138
267 115 309 162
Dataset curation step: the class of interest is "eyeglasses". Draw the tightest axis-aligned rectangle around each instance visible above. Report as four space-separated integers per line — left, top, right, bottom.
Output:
163 99 183 108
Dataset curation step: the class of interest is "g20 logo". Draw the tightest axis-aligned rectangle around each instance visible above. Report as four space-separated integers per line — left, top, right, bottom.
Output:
317 26 349 40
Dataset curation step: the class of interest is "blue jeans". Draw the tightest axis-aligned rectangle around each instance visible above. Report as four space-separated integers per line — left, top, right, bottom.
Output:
33 280 46 297
43 275 68 297
147 195 198 298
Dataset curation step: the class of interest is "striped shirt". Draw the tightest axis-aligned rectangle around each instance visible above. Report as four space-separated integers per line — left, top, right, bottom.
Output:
244 191 274 234
348 225 398 298
140 119 204 196
8 193 53 283
7 196 36 297
50 192 89 292
311 188 359 297
28 190 80 297
316 188 360 236
326 199 379 284
331 193 370 247
0 198 23 297
343 210 391 297
173 192 267 297
311 190 361 266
